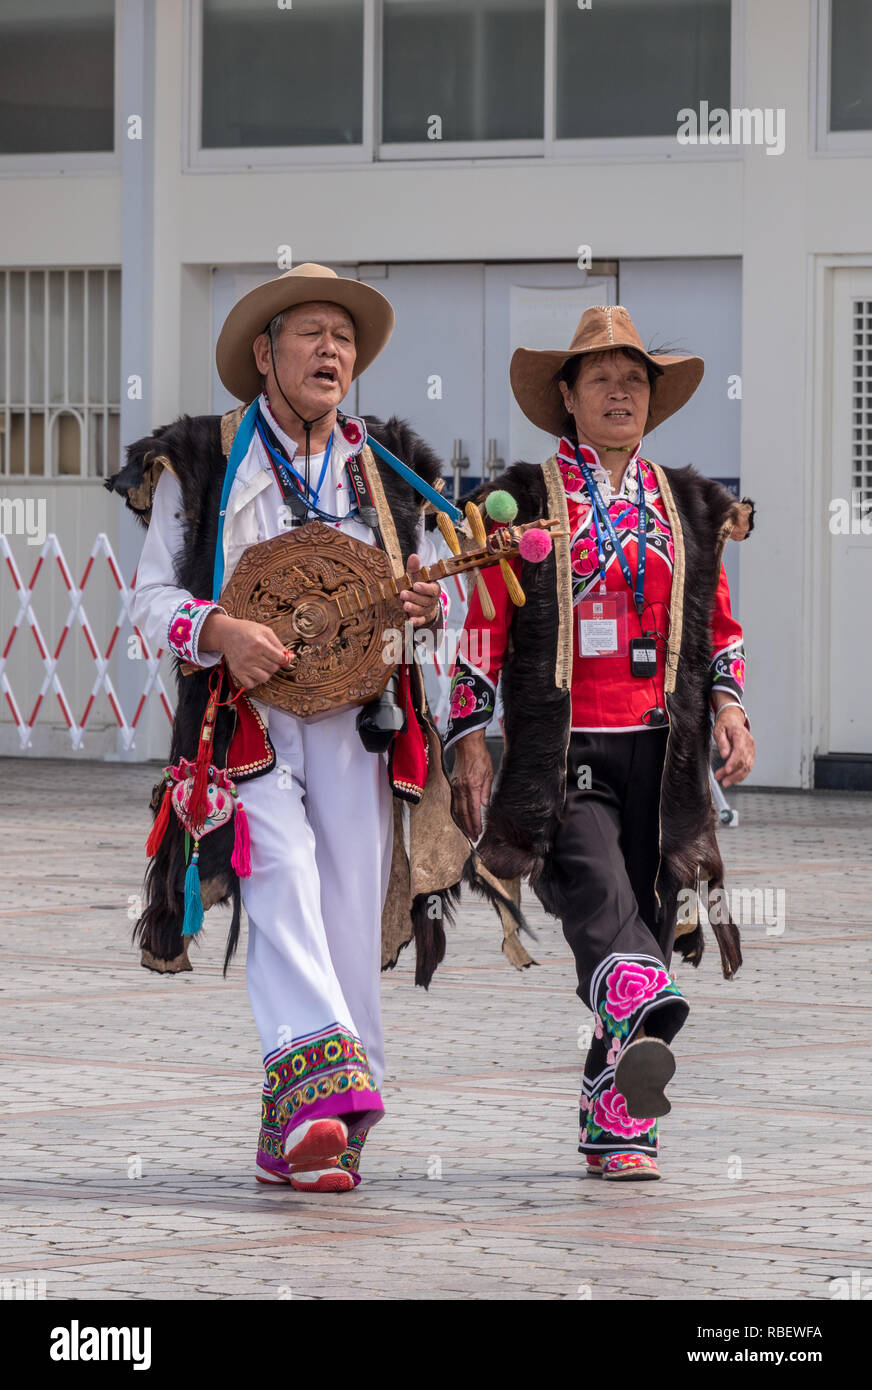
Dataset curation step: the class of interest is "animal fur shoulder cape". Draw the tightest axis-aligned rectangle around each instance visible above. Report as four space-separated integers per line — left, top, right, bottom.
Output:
106 408 526 985
466 455 755 980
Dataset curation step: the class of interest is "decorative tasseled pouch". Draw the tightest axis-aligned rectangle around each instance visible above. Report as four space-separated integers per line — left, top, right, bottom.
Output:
145 664 252 938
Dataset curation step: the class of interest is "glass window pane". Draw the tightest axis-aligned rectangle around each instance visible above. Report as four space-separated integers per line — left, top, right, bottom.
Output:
0 0 114 155
202 0 364 148
830 0 872 132
556 0 731 140
382 0 544 143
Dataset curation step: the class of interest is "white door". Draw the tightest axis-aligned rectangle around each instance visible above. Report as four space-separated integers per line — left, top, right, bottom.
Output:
828 271 872 754
353 262 485 500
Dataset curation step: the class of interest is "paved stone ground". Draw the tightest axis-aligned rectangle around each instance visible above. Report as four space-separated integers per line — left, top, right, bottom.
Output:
1 757 870 1301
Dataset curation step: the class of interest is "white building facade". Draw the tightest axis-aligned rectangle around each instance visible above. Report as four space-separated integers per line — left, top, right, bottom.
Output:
0 0 870 787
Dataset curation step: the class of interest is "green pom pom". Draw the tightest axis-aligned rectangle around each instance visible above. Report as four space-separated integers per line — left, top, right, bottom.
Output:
485 489 518 524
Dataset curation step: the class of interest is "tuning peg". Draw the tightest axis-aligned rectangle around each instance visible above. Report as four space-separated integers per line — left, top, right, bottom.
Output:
500 559 526 607
465 501 488 547
474 571 496 621
436 511 461 556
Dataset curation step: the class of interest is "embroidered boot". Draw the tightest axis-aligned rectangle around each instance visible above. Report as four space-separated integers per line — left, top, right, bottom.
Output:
612 1030 676 1118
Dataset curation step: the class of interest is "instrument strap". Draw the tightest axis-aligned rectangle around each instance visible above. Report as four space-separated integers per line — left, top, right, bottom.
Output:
346 452 385 549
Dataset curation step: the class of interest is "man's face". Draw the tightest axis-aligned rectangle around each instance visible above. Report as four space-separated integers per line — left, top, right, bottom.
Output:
254 302 357 417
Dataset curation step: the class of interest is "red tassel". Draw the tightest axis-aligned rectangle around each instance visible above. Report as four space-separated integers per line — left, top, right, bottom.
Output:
188 693 218 830
145 784 172 857
231 800 251 877
187 755 211 831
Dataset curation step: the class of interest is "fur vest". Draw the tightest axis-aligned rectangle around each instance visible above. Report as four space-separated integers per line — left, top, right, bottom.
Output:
106 410 523 984
468 456 755 979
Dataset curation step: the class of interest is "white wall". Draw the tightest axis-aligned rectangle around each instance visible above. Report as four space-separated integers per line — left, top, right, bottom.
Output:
4 0 872 781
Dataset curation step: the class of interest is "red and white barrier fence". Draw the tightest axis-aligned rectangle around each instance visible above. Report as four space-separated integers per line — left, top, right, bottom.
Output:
1 531 174 751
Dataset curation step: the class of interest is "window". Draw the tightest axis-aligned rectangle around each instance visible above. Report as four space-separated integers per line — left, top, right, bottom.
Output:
381 0 544 144
0 270 121 479
852 298 872 509
201 0 364 149
829 0 872 133
190 0 736 164
556 0 731 140
0 0 115 156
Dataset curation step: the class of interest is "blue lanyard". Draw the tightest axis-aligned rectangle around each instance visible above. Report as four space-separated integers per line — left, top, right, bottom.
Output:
576 448 647 616
255 415 333 510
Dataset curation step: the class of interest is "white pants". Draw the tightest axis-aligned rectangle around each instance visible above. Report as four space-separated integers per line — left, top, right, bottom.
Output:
241 702 394 1154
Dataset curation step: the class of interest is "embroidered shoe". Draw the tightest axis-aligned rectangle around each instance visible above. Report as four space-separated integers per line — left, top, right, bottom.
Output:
613 1035 675 1118
601 1151 660 1181
585 1155 604 1177
282 1117 349 1173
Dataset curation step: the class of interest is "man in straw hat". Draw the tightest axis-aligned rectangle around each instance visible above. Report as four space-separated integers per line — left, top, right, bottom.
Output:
447 305 755 1181
107 264 523 1192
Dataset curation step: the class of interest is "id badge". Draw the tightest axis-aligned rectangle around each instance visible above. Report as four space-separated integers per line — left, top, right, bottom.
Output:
578 589 628 657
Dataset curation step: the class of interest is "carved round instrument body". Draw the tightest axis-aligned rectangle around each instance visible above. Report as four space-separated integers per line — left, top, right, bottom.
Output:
218 523 406 721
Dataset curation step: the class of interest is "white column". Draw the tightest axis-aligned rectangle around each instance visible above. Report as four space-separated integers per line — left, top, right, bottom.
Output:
738 0 812 787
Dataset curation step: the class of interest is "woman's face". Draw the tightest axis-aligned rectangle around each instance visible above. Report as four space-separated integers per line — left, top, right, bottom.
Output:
559 350 651 451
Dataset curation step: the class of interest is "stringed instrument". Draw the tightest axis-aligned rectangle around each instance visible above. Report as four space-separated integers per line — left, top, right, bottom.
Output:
213 502 562 721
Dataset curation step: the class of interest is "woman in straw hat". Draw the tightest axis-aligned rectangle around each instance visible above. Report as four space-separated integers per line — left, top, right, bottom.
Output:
447 305 755 1181
107 264 521 1193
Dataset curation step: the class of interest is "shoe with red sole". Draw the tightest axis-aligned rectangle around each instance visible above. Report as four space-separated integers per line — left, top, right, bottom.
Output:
282 1117 349 1173
290 1168 357 1193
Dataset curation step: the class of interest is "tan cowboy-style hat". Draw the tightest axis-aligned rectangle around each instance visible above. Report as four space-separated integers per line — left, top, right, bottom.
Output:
216 262 395 403
510 304 704 436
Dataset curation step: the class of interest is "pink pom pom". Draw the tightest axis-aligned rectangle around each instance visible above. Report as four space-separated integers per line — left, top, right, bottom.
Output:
518 528 553 563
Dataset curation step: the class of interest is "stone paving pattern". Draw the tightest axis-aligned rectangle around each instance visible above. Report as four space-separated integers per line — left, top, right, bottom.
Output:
1 757 870 1300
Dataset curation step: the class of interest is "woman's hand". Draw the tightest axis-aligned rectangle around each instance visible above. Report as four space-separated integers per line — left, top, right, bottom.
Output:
450 729 494 840
713 706 755 787
400 553 442 629
200 611 293 690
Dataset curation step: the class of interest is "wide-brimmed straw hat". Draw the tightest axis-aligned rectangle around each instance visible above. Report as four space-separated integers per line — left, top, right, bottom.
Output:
216 262 395 403
510 304 704 436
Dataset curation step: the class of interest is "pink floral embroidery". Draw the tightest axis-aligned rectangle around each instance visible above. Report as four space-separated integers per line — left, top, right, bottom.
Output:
571 540 599 578
639 460 657 492
166 597 217 663
449 682 476 720
729 657 746 687
604 960 671 1021
591 1087 655 1139
615 504 639 532
341 419 362 445
559 461 586 493
169 616 192 648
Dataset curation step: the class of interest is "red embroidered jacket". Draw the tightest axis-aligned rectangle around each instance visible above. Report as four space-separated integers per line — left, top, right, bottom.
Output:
444 439 746 744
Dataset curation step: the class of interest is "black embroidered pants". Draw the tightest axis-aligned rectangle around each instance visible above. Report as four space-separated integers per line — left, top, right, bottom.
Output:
545 728 690 1157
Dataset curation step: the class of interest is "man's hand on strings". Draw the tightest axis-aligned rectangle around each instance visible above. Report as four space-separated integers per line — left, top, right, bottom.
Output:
400 553 442 629
200 611 295 690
